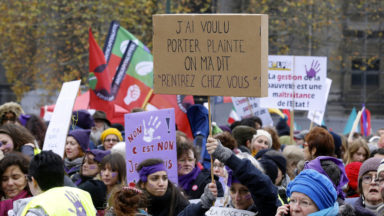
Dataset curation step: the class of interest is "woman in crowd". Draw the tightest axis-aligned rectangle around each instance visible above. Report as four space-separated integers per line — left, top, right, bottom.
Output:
304 127 335 161
136 158 189 216
0 123 38 158
0 152 32 215
250 129 273 156
206 136 279 215
177 140 223 199
99 128 123 151
101 153 126 203
283 145 305 180
344 138 370 165
64 129 90 181
345 161 362 198
275 169 339 216
74 149 110 212
304 156 349 205
352 157 383 215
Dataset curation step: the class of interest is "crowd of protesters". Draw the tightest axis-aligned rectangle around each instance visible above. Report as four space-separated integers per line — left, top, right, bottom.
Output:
1 101 384 215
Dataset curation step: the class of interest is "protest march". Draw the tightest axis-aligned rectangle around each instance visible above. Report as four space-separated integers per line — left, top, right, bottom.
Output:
1 7 384 216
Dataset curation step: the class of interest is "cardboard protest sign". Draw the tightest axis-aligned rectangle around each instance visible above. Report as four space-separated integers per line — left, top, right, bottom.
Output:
43 80 81 158
231 97 273 126
307 78 332 125
153 14 268 97
260 55 327 111
124 108 177 185
205 207 256 216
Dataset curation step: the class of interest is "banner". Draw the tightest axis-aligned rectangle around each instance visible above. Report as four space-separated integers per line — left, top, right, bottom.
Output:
103 21 153 111
153 14 269 97
260 55 327 111
43 80 81 158
231 97 273 126
307 78 332 125
124 109 177 185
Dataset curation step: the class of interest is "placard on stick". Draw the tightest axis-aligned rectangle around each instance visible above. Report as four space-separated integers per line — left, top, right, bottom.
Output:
43 80 81 158
153 14 268 97
124 108 177 185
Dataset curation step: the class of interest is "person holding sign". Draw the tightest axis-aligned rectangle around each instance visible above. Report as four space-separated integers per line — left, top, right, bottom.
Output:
206 137 279 215
177 141 223 199
136 158 189 216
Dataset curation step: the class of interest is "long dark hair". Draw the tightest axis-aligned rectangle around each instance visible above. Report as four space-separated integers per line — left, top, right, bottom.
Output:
0 123 35 151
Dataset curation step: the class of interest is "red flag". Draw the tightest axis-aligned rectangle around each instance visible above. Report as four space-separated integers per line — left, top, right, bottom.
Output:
102 22 153 112
282 109 291 126
147 94 194 139
88 28 115 120
360 107 371 136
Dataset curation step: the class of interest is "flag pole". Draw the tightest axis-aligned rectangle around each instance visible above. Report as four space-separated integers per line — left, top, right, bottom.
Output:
208 96 214 183
309 110 316 130
348 108 364 142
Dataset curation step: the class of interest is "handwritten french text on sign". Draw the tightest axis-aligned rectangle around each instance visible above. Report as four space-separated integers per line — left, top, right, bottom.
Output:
232 97 273 126
307 78 332 125
260 55 327 111
153 14 268 97
205 207 256 216
43 80 81 158
124 108 177 185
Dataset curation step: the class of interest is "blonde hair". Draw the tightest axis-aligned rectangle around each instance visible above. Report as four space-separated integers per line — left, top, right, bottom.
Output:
345 138 369 164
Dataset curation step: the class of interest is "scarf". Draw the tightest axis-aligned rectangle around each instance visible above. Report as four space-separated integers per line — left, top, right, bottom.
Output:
64 157 83 174
178 166 201 191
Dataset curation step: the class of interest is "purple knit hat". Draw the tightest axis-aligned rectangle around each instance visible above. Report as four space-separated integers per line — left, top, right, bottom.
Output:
304 156 348 199
68 129 90 152
87 149 110 163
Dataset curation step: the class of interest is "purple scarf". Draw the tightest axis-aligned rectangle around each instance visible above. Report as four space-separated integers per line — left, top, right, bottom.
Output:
304 156 349 199
178 166 201 191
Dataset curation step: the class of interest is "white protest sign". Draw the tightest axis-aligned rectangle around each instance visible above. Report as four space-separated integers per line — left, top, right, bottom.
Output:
307 78 332 125
231 97 273 126
43 80 81 158
205 207 256 216
260 55 327 111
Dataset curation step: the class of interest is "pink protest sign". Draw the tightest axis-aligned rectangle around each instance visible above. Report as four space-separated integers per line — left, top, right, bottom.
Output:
124 108 177 185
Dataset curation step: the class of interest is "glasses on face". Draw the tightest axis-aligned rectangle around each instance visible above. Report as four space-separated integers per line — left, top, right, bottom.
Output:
104 138 119 143
213 163 224 168
362 174 378 184
289 198 314 208
376 177 384 185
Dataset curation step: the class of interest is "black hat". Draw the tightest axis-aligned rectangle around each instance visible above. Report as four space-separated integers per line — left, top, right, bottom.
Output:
92 110 111 126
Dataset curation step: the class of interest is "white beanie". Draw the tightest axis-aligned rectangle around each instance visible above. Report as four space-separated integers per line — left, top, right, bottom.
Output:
252 129 273 149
